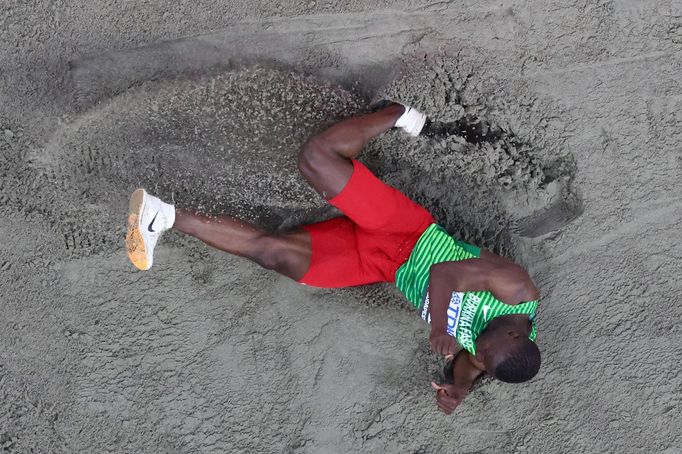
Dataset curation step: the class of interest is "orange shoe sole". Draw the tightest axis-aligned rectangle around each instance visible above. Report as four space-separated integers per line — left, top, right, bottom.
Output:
124 189 150 270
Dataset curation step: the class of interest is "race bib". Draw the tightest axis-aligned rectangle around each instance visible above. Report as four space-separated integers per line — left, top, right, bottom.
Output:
421 291 464 337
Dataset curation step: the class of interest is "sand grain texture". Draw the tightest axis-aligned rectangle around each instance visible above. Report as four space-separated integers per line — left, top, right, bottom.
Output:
1 1 681 453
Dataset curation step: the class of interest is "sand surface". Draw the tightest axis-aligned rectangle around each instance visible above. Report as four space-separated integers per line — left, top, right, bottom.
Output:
1 1 681 453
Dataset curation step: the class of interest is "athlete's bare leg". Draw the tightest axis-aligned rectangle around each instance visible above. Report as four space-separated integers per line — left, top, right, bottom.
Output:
298 103 405 199
172 103 407 279
172 210 312 280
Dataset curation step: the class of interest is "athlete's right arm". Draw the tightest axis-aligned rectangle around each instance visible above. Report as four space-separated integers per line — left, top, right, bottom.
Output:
431 350 484 414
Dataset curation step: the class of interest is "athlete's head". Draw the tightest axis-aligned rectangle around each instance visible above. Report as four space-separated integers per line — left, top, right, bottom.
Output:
475 317 541 383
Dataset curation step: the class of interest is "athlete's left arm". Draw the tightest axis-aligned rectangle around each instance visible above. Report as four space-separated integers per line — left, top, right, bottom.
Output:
427 258 487 356
427 258 535 355
431 257 535 305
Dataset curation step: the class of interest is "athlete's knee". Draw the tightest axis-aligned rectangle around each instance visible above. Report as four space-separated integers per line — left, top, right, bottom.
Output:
251 234 292 273
298 136 331 179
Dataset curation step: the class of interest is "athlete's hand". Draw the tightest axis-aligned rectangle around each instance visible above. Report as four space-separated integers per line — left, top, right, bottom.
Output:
431 382 469 414
428 331 457 358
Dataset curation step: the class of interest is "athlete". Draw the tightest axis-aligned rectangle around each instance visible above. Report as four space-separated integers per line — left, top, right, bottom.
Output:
125 102 541 414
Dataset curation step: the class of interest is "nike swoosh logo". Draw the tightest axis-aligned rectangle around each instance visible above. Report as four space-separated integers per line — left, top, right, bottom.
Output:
483 305 490 321
147 212 159 232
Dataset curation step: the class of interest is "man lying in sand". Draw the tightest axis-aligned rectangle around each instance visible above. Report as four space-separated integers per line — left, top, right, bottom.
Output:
125 103 541 414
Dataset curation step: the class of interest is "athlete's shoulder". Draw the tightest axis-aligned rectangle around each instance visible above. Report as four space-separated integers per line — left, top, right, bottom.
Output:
479 252 539 303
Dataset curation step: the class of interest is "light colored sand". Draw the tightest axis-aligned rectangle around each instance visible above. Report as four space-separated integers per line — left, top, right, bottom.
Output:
1 1 681 453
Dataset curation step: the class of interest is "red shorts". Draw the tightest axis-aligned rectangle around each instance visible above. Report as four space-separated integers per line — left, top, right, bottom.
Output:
298 160 434 288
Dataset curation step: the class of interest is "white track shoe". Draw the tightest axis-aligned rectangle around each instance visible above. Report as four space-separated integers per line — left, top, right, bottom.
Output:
125 188 175 271
395 104 427 137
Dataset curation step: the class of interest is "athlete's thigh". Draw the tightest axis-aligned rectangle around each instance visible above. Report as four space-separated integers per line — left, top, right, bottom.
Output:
297 217 388 288
329 160 434 234
298 139 353 200
264 229 312 281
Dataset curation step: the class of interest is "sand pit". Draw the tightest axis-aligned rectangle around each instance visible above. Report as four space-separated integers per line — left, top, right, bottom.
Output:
33 68 363 254
1 2 681 453
33 62 579 260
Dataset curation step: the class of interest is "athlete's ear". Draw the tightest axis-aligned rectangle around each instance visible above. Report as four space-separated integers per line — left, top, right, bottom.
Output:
470 350 486 371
